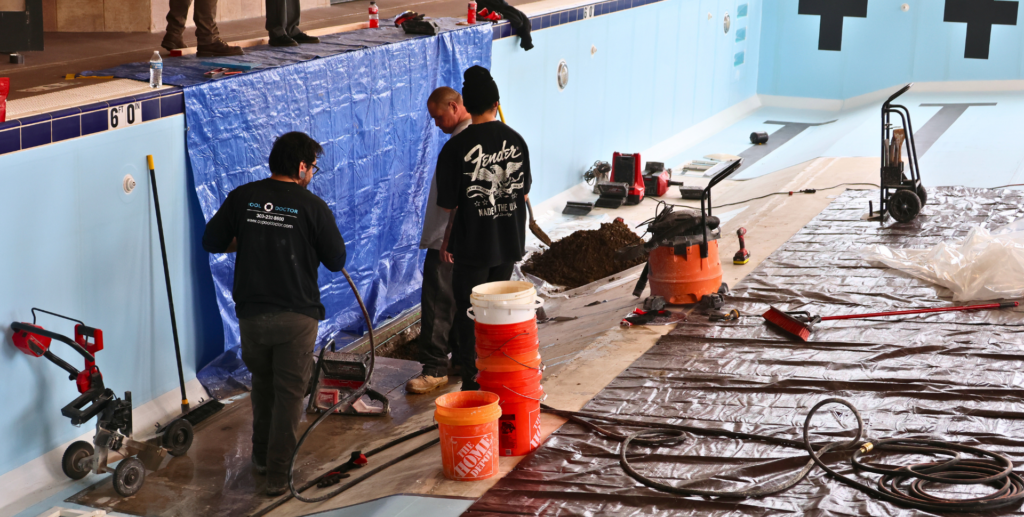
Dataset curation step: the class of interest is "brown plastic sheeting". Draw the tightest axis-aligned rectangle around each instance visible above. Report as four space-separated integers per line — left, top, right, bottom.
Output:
465 187 1024 516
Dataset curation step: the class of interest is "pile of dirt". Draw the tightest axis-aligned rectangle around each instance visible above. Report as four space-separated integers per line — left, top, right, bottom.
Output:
522 219 647 289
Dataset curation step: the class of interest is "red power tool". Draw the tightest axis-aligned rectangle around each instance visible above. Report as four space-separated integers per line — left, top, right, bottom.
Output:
10 308 191 496
733 227 750 265
611 152 645 205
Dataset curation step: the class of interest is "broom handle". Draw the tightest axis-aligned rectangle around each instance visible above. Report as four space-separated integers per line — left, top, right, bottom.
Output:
148 155 190 414
820 302 1017 321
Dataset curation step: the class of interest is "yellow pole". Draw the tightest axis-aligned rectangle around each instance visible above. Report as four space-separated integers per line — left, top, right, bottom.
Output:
497 104 506 124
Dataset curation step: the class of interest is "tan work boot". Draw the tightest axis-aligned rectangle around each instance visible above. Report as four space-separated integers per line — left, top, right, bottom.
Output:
406 374 447 394
197 39 245 57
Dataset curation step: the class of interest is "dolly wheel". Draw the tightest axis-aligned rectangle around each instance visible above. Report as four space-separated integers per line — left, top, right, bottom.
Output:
916 183 928 206
113 457 146 497
888 189 921 223
62 441 94 480
162 419 194 457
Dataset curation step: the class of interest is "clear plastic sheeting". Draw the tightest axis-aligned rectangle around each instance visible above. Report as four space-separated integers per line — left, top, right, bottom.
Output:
862 217 1024 301
184 22 491 397
467 187 1024 516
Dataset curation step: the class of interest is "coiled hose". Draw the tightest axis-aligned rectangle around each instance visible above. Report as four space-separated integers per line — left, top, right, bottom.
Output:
286 269 384 503
547 398 1024 512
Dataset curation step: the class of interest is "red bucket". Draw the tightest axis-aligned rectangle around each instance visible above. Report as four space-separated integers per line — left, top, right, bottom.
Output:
475 317 539 356
476 349 542 373
477 367 543 391
491 384 544 456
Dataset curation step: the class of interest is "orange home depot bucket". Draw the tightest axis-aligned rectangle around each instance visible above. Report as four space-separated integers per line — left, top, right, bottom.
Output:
476 349 542 373
478 382 545 456
434 391 502 482
476 366 543 391
474 317 539 356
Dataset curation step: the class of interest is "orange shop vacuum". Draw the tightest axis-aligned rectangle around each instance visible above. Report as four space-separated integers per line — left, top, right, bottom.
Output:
620 158 742 305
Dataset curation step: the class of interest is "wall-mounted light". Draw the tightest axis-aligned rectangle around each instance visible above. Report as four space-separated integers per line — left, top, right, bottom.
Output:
707 12 713 20
723 12 731 33
557 60 569 90
590 45 597 56
901 3 909 11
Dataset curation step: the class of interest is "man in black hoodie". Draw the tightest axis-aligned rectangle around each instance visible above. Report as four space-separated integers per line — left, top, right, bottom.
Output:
203 131 346 495
435 66 532 390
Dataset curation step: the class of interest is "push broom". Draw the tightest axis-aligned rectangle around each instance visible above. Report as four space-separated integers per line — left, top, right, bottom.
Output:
763 302 1019 341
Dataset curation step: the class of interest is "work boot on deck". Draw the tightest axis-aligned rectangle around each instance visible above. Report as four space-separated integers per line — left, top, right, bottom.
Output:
265 477 287 496
406 374 447 394
197 40 245 57
291 32 320 44
161 33 186 51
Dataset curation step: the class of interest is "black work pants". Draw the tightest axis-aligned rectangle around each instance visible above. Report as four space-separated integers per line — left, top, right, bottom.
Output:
165 0 220 46
419 249 457 377
451 261 515 390
239 311 318 483
266 0 301 39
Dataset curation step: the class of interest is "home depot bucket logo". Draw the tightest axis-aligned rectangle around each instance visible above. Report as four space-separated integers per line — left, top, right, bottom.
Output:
450 433 496 480
530 408 541 448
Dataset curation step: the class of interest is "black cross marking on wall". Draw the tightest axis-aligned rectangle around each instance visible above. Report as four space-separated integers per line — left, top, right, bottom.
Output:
798 0 869 51
944 0 1019 59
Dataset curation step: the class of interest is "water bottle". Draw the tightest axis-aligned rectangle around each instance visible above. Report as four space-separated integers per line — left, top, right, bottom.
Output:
467 1 477 23
368 1 379 28
149 51 163 89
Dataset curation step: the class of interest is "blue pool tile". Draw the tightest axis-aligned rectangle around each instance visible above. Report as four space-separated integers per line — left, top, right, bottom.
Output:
18 112 52 126
542 14 551 29
501 23 511 38
21 121 51 149
559 11 568 25
530 16 539 30
142 99 160 121
734 51 745 66
737 3 748 17
569 8 578 22
52 116 81 143
82 111 108 135
0 119 20 132
133 89 164 102
0 127 19 155
492 25 500 39
49 107 81 120
161 93 184 117
618 0 628 11
79 101 109 114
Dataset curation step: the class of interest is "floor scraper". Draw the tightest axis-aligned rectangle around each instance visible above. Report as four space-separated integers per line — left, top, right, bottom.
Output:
10 308 193 496
620 158 742 306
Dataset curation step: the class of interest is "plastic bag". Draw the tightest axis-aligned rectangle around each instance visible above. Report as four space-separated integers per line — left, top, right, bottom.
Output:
861 220 1024 301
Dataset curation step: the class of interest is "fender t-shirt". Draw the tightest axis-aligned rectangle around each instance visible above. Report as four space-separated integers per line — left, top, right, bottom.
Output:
202 178 347 320
435 121 532 267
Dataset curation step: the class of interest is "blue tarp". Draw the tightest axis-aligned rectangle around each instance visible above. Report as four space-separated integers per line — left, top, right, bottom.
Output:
84 19 491 88
178 22 491 396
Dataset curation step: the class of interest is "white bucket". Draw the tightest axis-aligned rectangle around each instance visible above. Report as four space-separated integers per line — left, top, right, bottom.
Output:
469 281 542 325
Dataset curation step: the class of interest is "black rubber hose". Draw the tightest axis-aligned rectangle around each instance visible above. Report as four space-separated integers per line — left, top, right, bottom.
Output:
250 424 439 516
545 398 1024 512
286 268 379 503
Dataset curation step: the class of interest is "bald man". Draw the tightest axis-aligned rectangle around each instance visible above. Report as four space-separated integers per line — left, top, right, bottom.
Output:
406 87 473 394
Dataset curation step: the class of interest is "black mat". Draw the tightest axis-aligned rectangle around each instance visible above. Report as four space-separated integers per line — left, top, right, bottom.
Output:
466 187 1024 516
